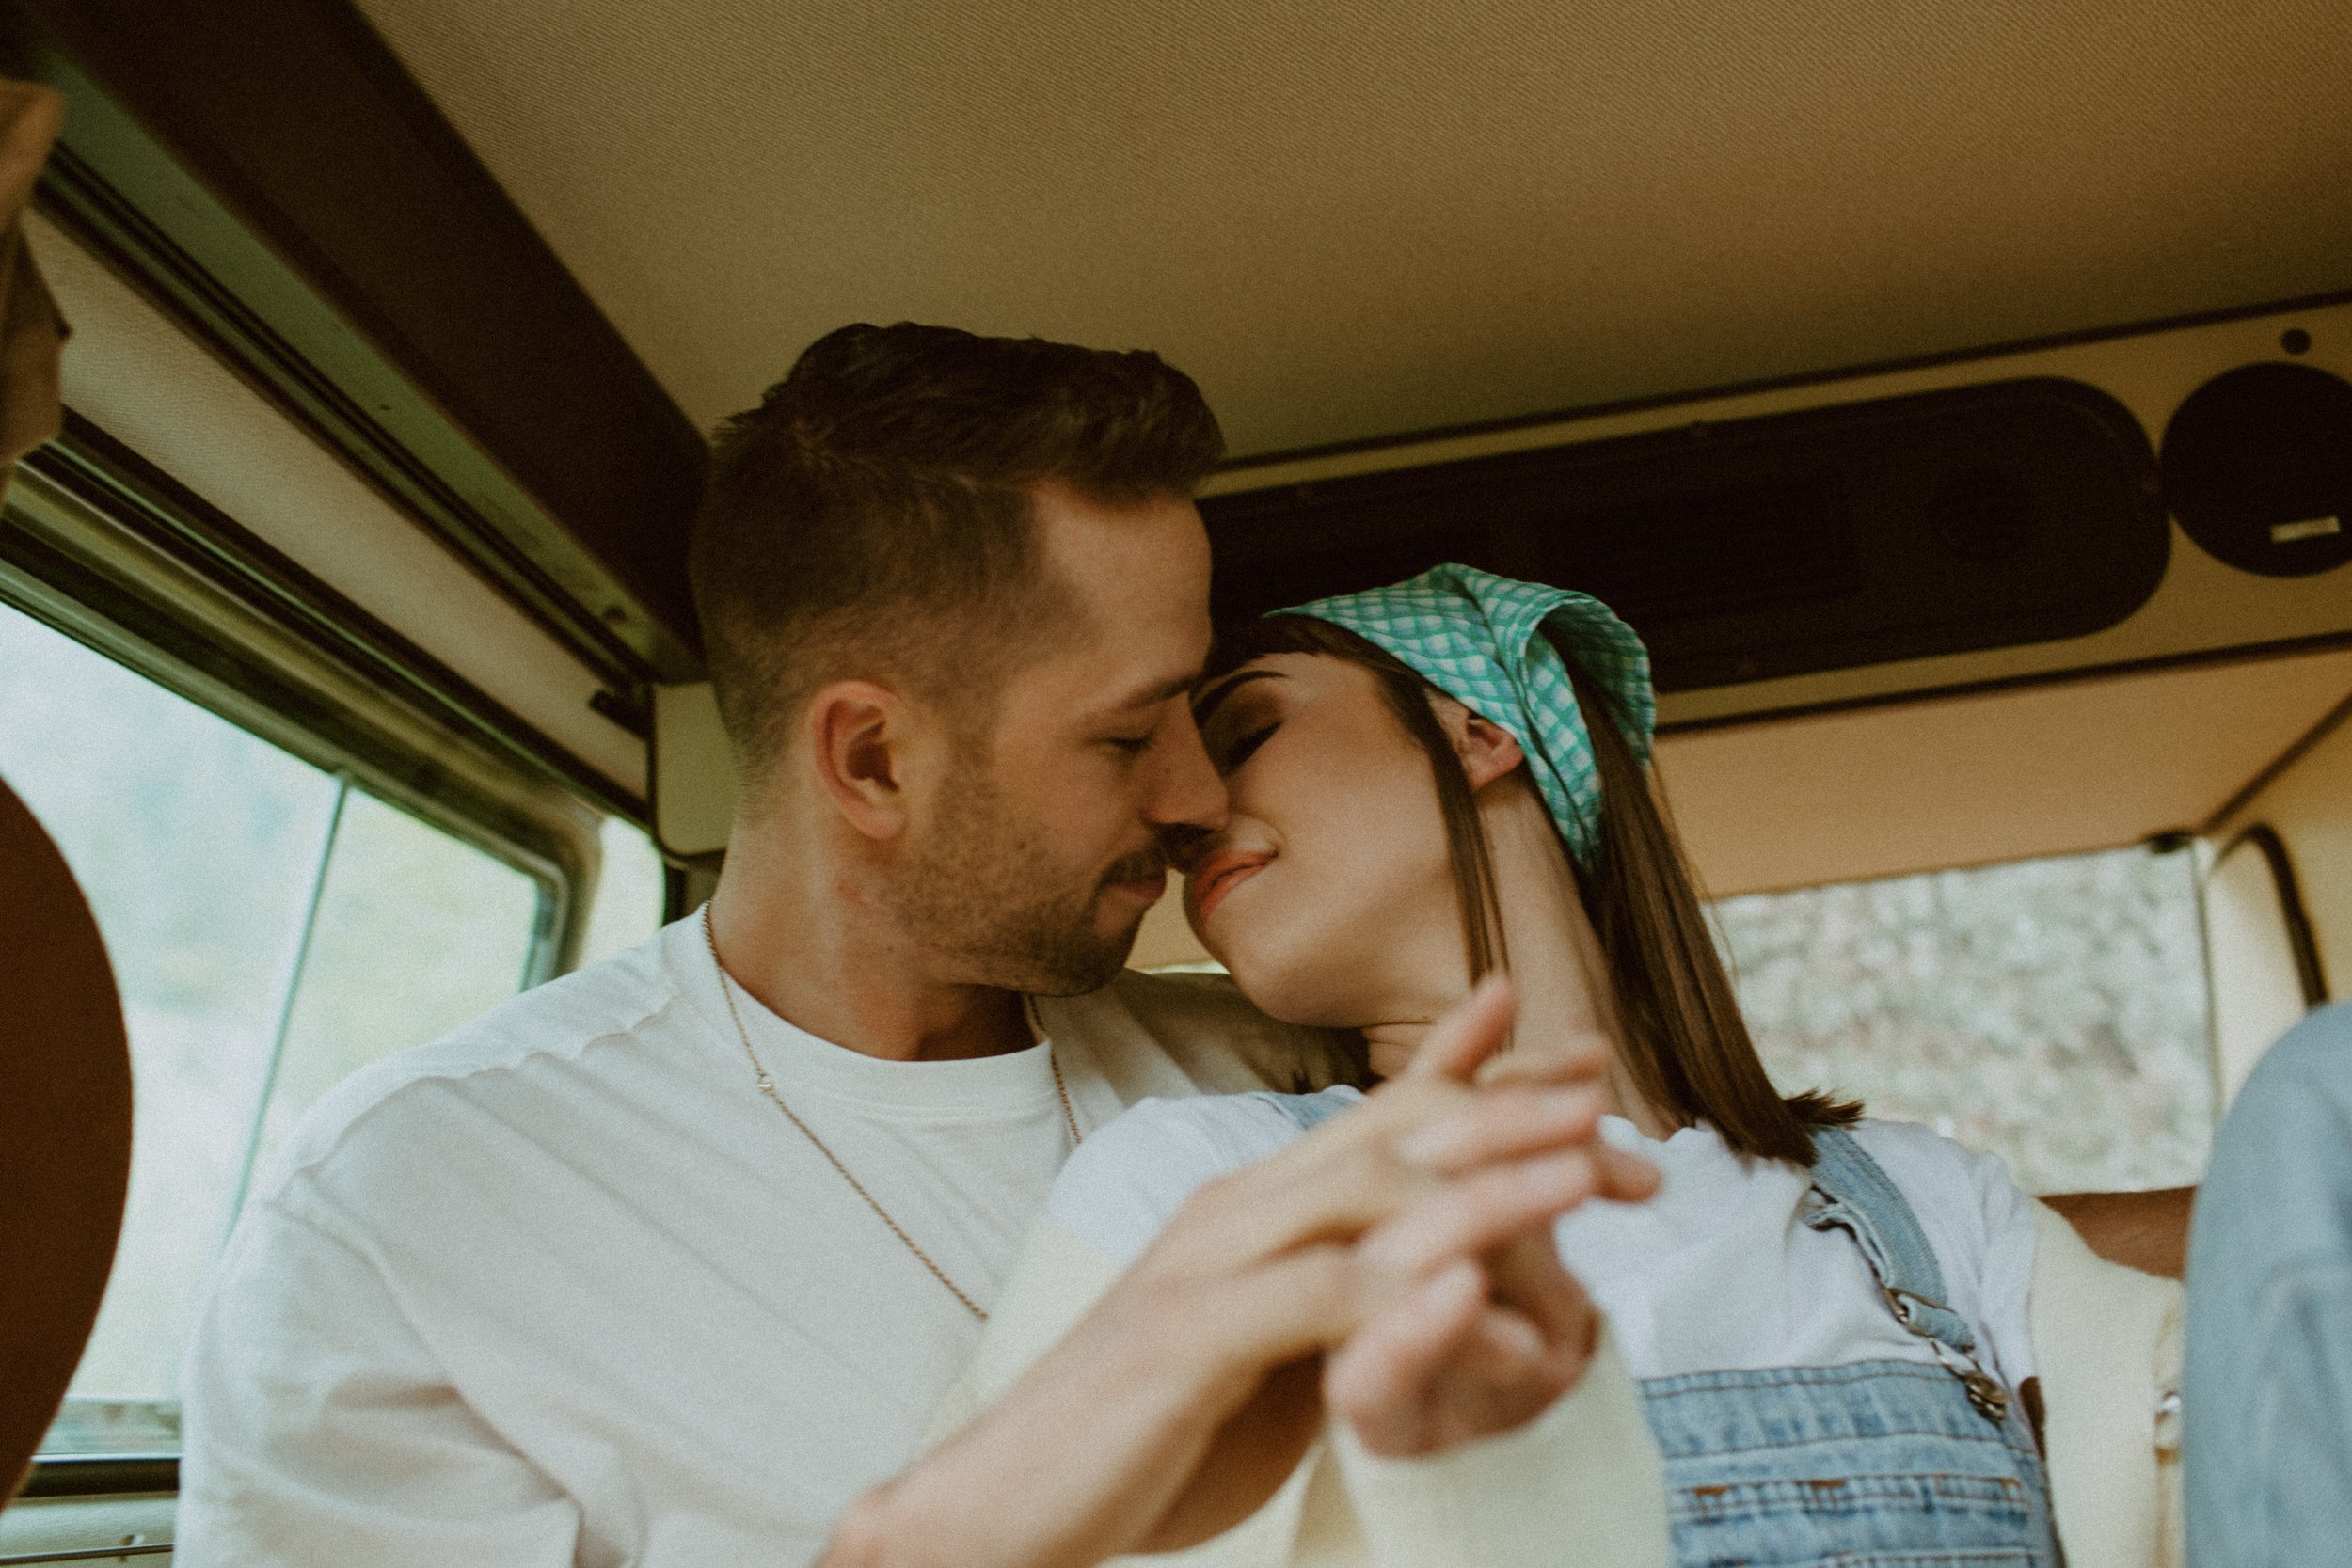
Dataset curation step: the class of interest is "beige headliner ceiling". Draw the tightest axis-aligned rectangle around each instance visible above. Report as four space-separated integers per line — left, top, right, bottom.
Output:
353 0 2352 459
1655 648 2352 897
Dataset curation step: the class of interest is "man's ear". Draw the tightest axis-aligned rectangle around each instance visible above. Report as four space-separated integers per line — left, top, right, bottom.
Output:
806 679 917 840
1435 697 1525 791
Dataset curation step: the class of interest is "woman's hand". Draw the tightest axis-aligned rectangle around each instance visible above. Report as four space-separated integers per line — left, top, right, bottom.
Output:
823 977 1658 1568
1326 1007 1654 1456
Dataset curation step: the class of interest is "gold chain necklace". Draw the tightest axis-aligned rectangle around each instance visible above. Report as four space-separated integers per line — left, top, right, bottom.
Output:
700 905 1081 1322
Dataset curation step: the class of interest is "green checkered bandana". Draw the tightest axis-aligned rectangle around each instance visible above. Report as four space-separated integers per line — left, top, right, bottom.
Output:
1273 563 1653 868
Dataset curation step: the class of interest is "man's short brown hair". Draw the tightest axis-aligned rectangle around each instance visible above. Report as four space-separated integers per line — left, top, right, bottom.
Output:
688 323 1225 800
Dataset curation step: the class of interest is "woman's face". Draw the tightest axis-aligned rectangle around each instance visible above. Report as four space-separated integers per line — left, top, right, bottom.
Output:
1185 654 1472 1028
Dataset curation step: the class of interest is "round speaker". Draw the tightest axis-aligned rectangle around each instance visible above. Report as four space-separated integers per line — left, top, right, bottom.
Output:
2160 362 2352 577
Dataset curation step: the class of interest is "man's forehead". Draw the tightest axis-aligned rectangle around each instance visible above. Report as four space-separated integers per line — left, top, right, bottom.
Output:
1033 485 1208 586
1019 619 1207 712
1024 486 1213 706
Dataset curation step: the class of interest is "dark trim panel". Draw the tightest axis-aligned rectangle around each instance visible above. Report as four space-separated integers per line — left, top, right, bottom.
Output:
1216 286 2352 476
1209 376 2173 697
7 0 707 683
2214 825 2330 1006
0 1547 171 1563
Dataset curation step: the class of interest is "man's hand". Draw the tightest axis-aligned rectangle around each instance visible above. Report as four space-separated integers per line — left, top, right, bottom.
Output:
824 977 1657 1568
1323 993 1649 1456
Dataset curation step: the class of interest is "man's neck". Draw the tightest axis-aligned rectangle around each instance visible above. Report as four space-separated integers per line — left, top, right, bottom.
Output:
706 830 1035 1064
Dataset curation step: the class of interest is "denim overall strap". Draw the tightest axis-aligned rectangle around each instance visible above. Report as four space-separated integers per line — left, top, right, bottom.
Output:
1804 1126 2010 1424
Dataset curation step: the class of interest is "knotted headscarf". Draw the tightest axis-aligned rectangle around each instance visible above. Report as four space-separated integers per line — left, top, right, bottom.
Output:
1272 563 1654 868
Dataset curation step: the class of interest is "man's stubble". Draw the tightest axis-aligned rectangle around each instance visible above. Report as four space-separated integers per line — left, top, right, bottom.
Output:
888 763 1158 998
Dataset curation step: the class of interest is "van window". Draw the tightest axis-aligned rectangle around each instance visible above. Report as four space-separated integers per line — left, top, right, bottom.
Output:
0 599 554 1454
1714 844 2215 1194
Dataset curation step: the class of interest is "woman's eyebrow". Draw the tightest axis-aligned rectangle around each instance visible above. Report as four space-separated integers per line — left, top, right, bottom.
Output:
1191 669 1281 726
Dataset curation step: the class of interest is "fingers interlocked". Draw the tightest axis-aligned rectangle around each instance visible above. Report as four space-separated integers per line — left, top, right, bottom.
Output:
1137 977 1659 1413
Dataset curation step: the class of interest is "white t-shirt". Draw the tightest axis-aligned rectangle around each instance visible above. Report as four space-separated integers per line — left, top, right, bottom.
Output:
1049 1088 2041 1393
174 916 1353 1568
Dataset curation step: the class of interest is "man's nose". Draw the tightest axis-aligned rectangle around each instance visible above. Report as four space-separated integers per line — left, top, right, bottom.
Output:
1146 705 1228 838
1154 821 1217 876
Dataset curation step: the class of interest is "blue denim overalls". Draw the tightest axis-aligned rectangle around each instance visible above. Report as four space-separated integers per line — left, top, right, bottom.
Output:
1637 1126 2060 1567
1250 1097 2062 1567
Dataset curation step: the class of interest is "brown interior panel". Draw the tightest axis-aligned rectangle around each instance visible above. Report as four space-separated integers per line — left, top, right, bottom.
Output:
0 777 134 1502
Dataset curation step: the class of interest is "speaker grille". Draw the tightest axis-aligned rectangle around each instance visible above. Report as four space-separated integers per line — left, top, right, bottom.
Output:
1204 378 2167 691
2162 362 2352 578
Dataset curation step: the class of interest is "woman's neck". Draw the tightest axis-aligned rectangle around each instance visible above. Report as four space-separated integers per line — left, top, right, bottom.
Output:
1361 778 1678 1140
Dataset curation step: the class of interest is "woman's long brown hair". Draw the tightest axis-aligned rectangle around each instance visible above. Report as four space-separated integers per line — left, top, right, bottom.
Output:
1205 614 1858 1164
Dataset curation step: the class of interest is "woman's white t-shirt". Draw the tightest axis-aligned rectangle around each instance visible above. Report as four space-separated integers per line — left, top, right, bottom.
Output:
1046 1087 2041 1392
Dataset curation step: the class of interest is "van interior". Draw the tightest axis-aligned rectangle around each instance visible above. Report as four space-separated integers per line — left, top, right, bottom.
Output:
1 0 2346 1560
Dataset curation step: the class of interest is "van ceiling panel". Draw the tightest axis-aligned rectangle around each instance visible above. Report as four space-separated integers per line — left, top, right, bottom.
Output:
1658 647 2352 897
1193 295 2352 729
1202 379 2169 692
347 0 2351 459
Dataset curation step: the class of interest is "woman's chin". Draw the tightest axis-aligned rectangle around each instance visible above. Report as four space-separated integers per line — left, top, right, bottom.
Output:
1215 942 1371 1031
1194 892 1369 1026
1184 889 1258 976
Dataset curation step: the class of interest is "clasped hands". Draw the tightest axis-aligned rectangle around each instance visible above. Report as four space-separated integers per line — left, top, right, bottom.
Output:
830 977 1660 1568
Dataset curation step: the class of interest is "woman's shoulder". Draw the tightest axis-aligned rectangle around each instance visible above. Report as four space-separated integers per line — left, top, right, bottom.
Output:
1047 1087 1365 1266
1844 1117 2040 1380
1845 1115 2026 1200
1844 1117 2034 1250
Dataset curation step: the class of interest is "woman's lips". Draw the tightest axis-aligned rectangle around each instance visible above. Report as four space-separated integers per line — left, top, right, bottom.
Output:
1186 850 1273 926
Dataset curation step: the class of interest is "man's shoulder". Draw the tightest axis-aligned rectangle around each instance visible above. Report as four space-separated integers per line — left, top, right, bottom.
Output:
2232 1002 2352 1131
260 923 701 1196
1045 967 1364 1096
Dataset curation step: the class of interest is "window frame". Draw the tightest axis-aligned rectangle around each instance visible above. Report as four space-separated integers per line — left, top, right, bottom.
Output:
0 420 617 967
2210 824 2330 1008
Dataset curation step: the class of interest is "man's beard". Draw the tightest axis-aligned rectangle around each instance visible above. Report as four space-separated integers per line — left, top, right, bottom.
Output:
889 771 1162 997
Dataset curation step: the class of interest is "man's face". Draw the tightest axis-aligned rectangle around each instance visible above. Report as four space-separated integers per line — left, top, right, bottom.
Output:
888 483 1223 995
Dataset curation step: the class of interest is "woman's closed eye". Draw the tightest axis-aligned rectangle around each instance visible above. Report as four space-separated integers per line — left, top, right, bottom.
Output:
1213 721 1277 774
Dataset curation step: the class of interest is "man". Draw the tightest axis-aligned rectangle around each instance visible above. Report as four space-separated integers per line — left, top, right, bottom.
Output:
175 325 1641 1566
2184 1001 2352 1568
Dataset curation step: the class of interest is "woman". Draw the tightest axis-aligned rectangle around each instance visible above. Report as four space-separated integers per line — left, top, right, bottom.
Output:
934 564 2179 1568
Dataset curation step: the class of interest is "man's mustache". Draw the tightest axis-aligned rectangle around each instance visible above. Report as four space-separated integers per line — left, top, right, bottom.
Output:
1101 847 1168 886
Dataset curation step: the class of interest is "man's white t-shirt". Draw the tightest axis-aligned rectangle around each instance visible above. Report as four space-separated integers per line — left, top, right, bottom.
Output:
1049 1088 2041 1393
174 916 1353 1568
